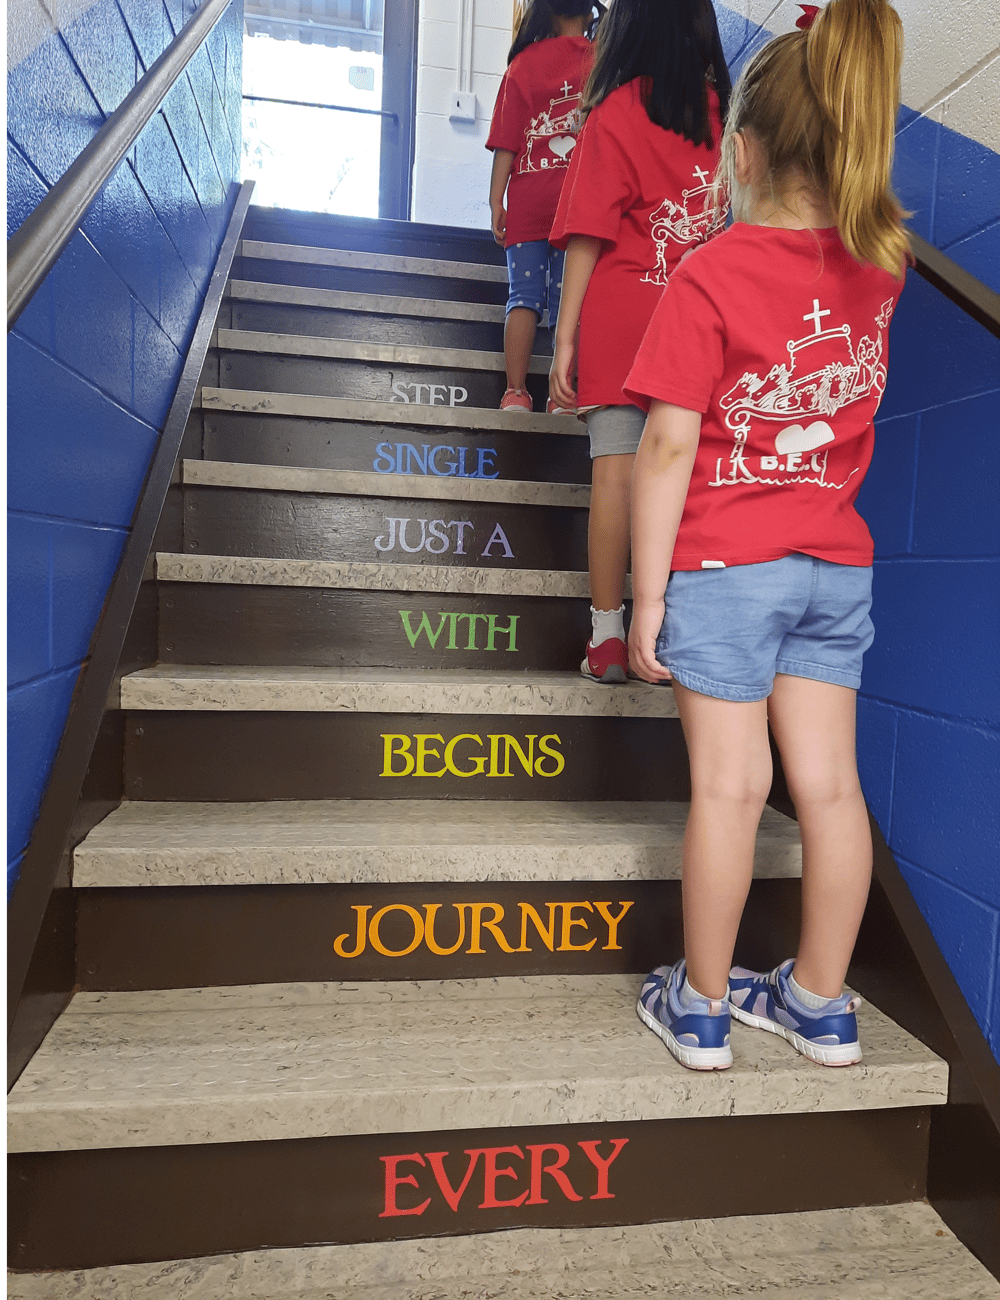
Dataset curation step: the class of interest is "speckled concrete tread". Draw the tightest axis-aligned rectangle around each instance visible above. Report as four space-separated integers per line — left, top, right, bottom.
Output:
9 1203 996 1298
198 389 583 435
216 328 551 376
70 800 803 888
154 553 599 598
227 278 508 322
118 666 671 716
240 240 509 282
181 458 590 505
7 974 947 1153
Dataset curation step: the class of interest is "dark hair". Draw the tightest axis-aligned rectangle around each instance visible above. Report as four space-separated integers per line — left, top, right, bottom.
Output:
508 0 605 65
583 0 732 147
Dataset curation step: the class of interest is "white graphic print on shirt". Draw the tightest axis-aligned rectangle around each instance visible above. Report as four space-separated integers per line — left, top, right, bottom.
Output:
710 298 895 489
520 81 584 173
642 167 726 286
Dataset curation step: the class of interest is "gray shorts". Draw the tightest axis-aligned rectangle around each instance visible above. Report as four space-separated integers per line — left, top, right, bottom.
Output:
585 404 646 458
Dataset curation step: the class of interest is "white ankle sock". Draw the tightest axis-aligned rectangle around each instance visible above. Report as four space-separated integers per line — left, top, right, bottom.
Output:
680 974 728 1009
591 604 625 647
789 970 834 1009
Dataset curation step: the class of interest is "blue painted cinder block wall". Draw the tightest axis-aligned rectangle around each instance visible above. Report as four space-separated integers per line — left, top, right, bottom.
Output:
7 0 244 899
716 3 1000 1060
856 127 1000 1062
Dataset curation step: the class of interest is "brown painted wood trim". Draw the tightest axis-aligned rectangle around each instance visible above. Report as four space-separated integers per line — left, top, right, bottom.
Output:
909 231 1000 339
8 1108 930 1271
856 818 1000 1133
123 713 692 803
6 182 256 1084
74 878 801 991
847 816 1000 1278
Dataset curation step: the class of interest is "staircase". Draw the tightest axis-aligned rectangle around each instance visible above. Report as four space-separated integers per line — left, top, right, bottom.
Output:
8 211 997 1297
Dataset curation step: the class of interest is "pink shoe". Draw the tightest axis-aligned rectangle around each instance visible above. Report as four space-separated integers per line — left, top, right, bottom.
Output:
547 398 576 415
500 388 533 413
580 637 628 684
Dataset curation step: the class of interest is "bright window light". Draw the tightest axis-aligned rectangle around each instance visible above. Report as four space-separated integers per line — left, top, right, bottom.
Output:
241 33 383 217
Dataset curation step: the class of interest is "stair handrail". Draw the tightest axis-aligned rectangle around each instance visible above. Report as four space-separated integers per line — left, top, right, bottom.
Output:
6 0 232 331
909 231 1000 339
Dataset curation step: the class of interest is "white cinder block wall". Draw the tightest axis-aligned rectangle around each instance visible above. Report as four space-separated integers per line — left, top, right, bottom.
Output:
723 0 999 152
412 0 514 228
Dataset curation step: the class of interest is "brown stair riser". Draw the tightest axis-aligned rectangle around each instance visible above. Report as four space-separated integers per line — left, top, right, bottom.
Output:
229 301 518 354
124 714 690 803
237 257 508 306
74 880 801 991
160 587 595 670
183 487 588 572
7 1109 931 1271
219 352 550 411
202 411 591 485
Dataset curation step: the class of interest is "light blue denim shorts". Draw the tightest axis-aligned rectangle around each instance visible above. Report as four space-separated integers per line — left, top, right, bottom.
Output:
655 553 874 702
505 240 565 326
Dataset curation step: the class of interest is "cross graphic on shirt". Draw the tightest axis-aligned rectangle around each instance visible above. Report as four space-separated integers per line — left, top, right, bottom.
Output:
560 81 573 96
803 298 831 334
692 165 711 185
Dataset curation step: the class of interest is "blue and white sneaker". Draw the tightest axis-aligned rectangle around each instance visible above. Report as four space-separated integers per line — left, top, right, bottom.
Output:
637 961 732 1071
728 959 863 1067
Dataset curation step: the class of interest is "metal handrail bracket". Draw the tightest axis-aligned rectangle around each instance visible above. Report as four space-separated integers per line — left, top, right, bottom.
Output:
7 0 232 331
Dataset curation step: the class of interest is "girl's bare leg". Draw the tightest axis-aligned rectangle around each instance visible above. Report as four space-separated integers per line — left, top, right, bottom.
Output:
589 453 634 611
673 683 773 999
767 674 872 999
504 307 537 392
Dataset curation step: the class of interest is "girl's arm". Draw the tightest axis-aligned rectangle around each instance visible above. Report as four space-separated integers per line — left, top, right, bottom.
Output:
628 400 702 684
489 150 516 245
549 234 601 409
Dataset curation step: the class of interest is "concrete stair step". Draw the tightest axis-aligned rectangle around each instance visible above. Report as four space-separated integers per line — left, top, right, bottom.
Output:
71 800 802 888
216 329 549 377
6 975 947 1153
10 1205 997 1299
216 338 552 411
182 459 590 506
227 279 508 322
119 666 669 717
198 389 583 438
179 461 591 572
240 240 509 284
225 280 519 352
156 553 595 596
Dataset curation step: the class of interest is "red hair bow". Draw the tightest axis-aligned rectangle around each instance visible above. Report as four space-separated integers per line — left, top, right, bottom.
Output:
796 4 820 28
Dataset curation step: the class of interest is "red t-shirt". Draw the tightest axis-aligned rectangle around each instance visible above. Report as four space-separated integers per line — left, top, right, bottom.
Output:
550 77 724 409
624 224 906 570
486 36 593 247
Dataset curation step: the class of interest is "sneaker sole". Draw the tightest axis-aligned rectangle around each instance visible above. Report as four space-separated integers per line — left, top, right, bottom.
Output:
636 999 733 1071
499 406 532 414
728 1002 862 1066
580 659 628 684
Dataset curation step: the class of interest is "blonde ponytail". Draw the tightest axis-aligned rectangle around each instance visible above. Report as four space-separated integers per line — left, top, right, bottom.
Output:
720 0 909 276
807 0 908 274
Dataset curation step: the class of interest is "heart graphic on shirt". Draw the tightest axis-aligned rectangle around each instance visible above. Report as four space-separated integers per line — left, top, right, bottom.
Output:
774 420 835 455
548 136 576 160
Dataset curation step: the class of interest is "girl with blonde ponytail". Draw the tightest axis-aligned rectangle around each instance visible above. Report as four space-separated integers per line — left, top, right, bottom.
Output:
627 0 909 1073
